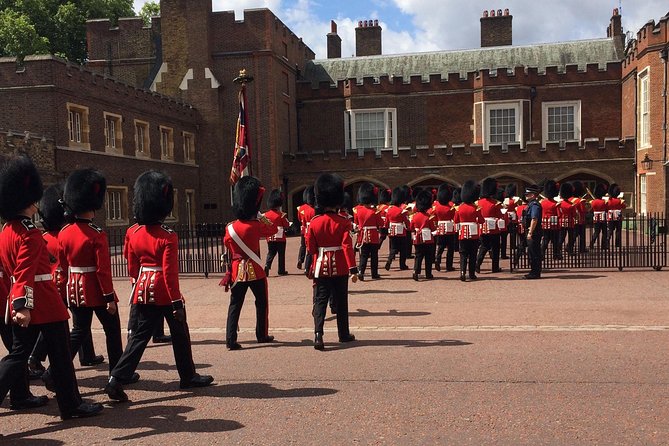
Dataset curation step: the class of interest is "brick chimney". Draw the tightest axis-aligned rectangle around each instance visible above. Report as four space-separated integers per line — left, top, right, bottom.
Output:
480 8 512 48
355 19 382 57
607 7 623 38
327 20 342 59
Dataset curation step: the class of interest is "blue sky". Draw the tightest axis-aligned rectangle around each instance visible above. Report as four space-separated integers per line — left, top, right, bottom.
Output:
133 1 668 59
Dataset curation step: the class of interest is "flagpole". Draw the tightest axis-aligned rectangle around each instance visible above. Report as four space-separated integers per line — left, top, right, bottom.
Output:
233 69 254 178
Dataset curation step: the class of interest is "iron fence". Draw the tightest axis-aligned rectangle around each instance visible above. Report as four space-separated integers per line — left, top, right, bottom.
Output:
509 213 667 271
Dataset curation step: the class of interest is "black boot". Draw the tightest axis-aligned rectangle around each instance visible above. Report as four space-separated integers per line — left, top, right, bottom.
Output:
314 333 324 350
60 402 104 420
104 377 129 402
180 373 214 389
10 395 49 411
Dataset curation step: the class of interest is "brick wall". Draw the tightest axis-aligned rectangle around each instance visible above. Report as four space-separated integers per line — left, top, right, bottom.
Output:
480 11 512 47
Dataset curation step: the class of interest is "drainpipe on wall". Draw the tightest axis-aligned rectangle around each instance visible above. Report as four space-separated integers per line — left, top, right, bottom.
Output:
661 47 668 216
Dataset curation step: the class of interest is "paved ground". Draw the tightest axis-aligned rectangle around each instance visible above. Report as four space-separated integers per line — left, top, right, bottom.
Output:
2 237 669 445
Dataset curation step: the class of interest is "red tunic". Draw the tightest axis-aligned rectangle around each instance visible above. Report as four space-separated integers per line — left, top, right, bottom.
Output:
516 203 527 234
410 211 437 245
569 197 587 225
58 220 116 307
224 219 277 282
126 224 184 306
504 197 520 223
454 204 484 240
590 199 608 222
558 200 575 229
540 198 560 230
432 202 456 235
477 198 504 235
43 231 66 299
607 198 625 221
0 218 69 325
297 204 315 235
306 212 356 278
263 209 290 242
385 205 408 237
353 205 383 245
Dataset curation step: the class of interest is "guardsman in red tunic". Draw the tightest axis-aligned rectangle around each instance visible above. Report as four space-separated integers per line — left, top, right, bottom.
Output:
476 178 504 273
589 183 609 250
569 181 588 253
513 196 528 266
296 186 315 270
540 180 563 260
105 170 213 402
263 189 291 276
432 184 456 272
557 183 575 254
607 183 625 248
455 180 484 281
410 190 438 281
384 187 410 271
502 184 521 259
58 169 123 377
0 155 102 419
223 176 277 350
307 173 358 350
353 183 385 281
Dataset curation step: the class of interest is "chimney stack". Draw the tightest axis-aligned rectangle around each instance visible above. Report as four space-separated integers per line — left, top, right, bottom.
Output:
607 8 623 39
480 8 512 48
355 19 382 57
327 20 342 59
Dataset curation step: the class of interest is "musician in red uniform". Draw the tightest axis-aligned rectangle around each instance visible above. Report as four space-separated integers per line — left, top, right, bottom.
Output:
384 187 409 271
557 183 575 254
307 173 358 350
513 194 528 266
476 178 504 273
502 184 520 259
0 155 102 419
589 183 609 250
263 189 290 276
223 176 277 350
58 169 123 377
607 183 625 248
540 180 563 260
353 183 385 281
432 184 454 272
454 180 484 281
296 186 315 271
410 190 437 281
570 181 588 253
105 170 213 402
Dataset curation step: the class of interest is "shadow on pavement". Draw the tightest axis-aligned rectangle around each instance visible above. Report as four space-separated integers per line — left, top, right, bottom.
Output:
325 338 472 351
326 309 431 321
350 289 418 295
0 438 64 445
218 382 338 399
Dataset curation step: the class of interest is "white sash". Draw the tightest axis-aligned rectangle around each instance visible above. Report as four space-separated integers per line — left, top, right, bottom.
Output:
227 223 263 265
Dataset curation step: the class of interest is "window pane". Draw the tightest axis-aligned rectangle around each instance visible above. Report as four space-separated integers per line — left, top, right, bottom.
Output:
547 105 575 141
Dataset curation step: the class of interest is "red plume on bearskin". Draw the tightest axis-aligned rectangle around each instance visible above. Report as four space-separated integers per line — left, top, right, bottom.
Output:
133 170 174 224
63 168 106 215
0 154 43 220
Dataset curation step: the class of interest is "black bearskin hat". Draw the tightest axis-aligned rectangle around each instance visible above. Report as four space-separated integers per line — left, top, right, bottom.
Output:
357 182 378 206
379 188 391 205
411 186 423 201
267 189 283 209
593 183 607 199
39 183 65 231
232 176 264 220
480 177 497 198
452 187 462 205
609 183 621 198
461 180 478 204
390 187 405 206
133 170 174 224
571 181 584 198
0 154 43 220
559 182 573 200
496 188 505 202
303 186 315 206
314 173 344 209
415 190 432 212
543 180 558 199
63 168 106 215
505 183 517 198
341 192 353 213
400 185 411 204
437 184 452 206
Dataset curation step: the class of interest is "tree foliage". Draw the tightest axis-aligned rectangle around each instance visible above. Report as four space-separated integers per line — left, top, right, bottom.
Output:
0 0 134 62
139 1 159 26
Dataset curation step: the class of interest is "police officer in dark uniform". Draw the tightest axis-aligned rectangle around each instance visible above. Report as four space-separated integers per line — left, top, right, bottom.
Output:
523 184 543 279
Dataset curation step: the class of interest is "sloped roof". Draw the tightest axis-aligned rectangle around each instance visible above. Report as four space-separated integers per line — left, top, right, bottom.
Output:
303 38 624 86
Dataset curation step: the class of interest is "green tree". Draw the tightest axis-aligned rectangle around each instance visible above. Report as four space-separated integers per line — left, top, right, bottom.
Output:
0 9 49 61
0 0 134 62
139 1 159 26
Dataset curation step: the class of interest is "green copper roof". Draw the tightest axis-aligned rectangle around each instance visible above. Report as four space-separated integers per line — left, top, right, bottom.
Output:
303 38 623 86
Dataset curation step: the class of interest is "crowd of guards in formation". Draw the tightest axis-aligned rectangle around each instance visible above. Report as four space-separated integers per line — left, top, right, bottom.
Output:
0 152 626 420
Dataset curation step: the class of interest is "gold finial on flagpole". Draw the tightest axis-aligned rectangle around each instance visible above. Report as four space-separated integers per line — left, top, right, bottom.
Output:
233 69 254 84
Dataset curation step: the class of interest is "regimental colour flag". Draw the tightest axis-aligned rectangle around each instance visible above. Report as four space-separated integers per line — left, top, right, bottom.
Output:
230 84 250 185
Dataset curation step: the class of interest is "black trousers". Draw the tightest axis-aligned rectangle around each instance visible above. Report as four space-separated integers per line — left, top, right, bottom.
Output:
70 306 123 373
226 278 269 345
265 241 287 274
541 229 562 259
413 244 434 277
527 236 542 276
387 236 408 269
313 276 350 338
590 222 609 249
459 239 479 278
1 322 31 402
298 235 307 265
358 244 379 277
112 305 195 382
128 304 169 341
435 234 456 269
0 321 81 413
31 328 98 365
559 227 575 253
476 234 500 271
574 224 587 252
608 220 622 248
